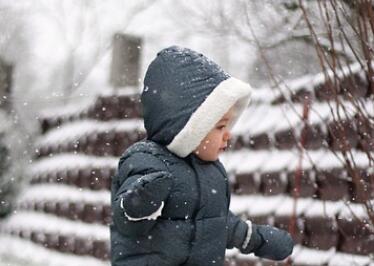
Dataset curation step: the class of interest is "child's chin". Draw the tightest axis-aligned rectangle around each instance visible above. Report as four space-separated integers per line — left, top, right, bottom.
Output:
204 154 219 162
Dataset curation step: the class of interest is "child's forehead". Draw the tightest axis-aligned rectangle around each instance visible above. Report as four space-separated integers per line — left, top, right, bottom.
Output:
216 111 234 125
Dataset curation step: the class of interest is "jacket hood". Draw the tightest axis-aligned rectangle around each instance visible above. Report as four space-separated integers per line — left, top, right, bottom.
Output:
141 46 253 158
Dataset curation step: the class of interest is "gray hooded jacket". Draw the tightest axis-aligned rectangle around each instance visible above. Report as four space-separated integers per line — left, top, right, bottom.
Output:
110 46 254 266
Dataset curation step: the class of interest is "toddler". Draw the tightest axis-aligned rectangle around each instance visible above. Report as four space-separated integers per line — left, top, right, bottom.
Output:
110 46 294 266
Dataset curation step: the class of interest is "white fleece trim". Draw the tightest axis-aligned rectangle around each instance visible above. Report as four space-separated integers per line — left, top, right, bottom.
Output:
167 77 252 158
242 220 253 249
120 198 164 221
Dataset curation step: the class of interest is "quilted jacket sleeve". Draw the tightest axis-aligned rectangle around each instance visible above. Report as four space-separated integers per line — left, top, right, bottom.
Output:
226 210 249 249
112 151 173 237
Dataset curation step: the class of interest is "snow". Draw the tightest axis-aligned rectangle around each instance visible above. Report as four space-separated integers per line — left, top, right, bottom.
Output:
224 248 240 257
313 151 345 169
16 184 110 206
39 87 140 121
0 111 12 133
249 88 275 104
274 197 313 216
0 235 109 266
228 195 262 214
232 81 374 142
292 246 335 265
35 119 144 148
233 251 258 261
272 61 363 100
313 151 372 171
222 150 270 173
99 87 140 97
0 211 109 241
276 244 374 266
233 195 286 217
338 203 370 220
232 98 374 137
348 152 374 169
238 105 281 135
260 151 296 172
286 149 326 170
220 149 372 174
328 251 372 266
230 194 369 221
231 104 268 136
30 153 117 176
273 105 303 132
38 98 96 121
228 244 374 266
304 201 345 218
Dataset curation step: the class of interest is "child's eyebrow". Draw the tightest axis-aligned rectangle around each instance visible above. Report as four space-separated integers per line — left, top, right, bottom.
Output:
218 118 229 123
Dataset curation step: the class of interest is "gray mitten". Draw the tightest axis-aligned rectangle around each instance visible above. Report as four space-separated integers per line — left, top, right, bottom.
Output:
121 171 173 219
242 224 294 261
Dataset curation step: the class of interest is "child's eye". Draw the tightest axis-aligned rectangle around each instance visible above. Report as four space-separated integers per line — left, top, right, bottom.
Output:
217 125 226 130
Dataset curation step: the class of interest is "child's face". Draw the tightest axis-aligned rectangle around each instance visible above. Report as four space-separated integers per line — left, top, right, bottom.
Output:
193 106 235 161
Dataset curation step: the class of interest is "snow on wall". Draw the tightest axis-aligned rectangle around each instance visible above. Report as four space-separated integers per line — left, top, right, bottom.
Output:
304 200 345 218
0 235 109 266
228 244 373 266
229 194 368 219
291 246 335 265
16 184 110 206
35 119 144 147
338 202 370 220
35 77 374 149
220 149 372 174
328 251 373 266
231 195 286 217
232 98 374 137
29 147 371 180
274 197 313 216
12 182 370 222
38 87 140 121
230 195 368 220
30 154 118 176
0 211 109 241
270 62 363 99
228 245 372 265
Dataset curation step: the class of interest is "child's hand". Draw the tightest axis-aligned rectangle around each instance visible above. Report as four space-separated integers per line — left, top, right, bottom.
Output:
120 171 173 220
242 224 294 261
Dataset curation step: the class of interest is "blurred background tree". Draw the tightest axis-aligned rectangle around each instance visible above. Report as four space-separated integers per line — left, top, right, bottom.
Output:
0 0 158 218
165 0 360 87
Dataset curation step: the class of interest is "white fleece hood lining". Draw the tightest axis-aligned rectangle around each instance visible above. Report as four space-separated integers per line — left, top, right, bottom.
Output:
167 77 252 158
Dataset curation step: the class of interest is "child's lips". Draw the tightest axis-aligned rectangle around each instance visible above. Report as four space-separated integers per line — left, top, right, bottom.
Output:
219 146 227 152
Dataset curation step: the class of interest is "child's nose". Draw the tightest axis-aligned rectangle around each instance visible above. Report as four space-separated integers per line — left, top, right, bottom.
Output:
223 131 231 141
